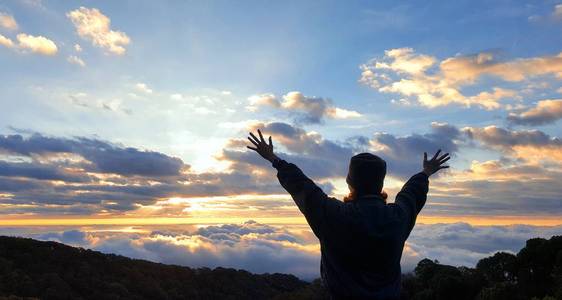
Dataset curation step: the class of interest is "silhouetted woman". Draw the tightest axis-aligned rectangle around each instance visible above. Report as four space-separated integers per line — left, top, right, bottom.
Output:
247 129 450 299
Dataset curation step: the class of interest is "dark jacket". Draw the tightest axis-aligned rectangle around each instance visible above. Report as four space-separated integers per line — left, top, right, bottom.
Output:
273 159 429 299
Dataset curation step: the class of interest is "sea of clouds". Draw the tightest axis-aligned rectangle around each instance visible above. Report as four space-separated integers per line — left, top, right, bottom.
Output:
2 221 561 281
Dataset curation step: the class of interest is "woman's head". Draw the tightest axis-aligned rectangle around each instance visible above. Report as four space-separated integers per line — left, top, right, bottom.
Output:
345 153 386 202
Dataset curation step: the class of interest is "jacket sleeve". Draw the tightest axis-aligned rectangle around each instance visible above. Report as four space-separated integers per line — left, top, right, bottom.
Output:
394 172 429 236
273 159 342 239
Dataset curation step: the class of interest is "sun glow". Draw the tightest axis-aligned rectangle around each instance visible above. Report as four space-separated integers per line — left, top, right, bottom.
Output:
1 215 561 226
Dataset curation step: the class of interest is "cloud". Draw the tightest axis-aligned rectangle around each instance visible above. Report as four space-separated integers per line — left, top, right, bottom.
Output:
222 121 354 180
15 222 317 280
225 121 462 184
0 12 18 30
507 99 562 125
91 221 321 280
247 91 361 124
0 132 297 214
0 33 57 55
16 34 58 55
529 4 562 23
426 158 562 216
416 126 562 217
555 4 562 20
135 83 153 94
0 124 557 218
37 229 95 246
67 7 130 55
360 48 562 109
6 222 561 279
372 48 435 75
463 126 560 148
67 55 85 67
0 34 14 48
369 122 461 178
0 160 91 182
0 134 187 177
462 125 562 163
403 223 562 271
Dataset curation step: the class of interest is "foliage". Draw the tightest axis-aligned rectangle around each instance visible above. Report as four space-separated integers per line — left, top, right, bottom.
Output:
400 236 562 300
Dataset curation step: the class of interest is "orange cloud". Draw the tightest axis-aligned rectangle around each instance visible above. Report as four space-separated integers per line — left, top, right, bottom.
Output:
67 7 130 55
360 48 562 109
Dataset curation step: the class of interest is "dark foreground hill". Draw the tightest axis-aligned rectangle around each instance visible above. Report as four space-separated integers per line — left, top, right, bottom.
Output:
0 236 323 300
0 235 561 300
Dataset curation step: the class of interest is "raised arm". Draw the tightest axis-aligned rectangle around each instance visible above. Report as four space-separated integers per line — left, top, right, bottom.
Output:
247 129 339 238
395 150 450 235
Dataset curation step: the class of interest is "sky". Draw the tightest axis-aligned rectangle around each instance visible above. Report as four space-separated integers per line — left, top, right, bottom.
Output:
0 0 561 279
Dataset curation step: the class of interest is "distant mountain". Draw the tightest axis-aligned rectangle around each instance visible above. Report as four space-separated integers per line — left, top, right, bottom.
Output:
0 235 561 300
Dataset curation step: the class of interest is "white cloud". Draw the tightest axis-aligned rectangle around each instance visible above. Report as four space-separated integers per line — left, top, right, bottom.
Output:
15 33 57 55
0 12 18 30
0 34 14 48
135 83 153 94
67 7 130 55
247 91 361 124
360 48 562 109
74 44 82 52
67 55 85 67
170 93 183 100
403 223 562 271
0 33 58 56
0 12 57 56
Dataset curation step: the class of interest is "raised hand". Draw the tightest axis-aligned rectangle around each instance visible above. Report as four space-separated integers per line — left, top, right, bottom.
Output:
247 129 279 162
422 149 450 177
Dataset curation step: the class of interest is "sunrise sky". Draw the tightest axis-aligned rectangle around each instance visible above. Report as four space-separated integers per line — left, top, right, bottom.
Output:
0 0 561 279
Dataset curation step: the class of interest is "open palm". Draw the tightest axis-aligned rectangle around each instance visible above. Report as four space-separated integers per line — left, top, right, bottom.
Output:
423 149 450 176
247 129 279 162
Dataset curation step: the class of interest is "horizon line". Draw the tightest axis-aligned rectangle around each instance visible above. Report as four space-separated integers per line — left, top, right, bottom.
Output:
0 215 561 226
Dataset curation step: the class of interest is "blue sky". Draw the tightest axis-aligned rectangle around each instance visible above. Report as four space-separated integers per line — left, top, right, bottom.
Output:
0 0 561 218
0 0 561 278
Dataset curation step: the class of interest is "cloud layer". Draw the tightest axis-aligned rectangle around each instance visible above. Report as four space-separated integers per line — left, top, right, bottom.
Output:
3 120 561 217
3 222 560 280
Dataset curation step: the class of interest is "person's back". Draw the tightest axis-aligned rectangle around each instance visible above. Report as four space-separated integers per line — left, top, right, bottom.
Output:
246 129 450 299
318 193 423 298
